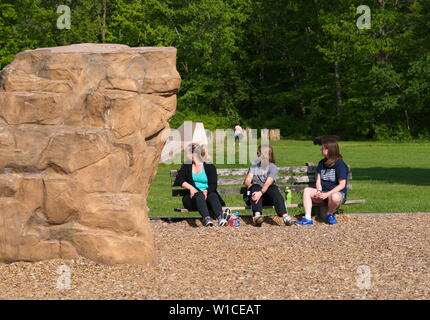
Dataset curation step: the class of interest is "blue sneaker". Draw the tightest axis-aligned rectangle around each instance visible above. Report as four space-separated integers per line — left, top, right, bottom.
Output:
327 214 337 225
295 218 313 226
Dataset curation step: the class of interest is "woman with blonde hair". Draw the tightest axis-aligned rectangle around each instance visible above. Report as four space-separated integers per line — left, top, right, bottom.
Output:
174 143 227 227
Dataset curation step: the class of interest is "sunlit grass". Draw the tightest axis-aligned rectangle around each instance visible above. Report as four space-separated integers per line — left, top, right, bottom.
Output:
148 140 430 217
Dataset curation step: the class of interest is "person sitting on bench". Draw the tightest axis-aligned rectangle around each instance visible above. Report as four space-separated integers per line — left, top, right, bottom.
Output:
173 143 227 227
296 139 348 226
244 144 294 227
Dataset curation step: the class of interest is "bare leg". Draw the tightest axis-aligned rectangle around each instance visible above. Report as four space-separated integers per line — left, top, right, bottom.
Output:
303 187 323 220
327 192 343 214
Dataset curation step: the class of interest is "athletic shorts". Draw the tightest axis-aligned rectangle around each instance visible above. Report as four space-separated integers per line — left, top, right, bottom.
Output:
323 190 347 210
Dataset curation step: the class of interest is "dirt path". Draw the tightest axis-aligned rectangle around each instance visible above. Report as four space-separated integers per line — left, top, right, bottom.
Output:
0 214 428 299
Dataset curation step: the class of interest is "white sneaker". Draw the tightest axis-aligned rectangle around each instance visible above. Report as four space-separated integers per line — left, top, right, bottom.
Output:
253 212 264 226
282 214 294 226
218 217 228 227
223 209 232 221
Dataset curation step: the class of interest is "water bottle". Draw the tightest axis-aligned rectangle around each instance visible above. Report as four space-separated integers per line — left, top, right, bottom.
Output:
285 187 292 206
234 212 240 226
228 213 235 227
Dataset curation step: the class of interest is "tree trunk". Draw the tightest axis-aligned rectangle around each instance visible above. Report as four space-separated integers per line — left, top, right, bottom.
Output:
259 12 264 81
101 0 107 43
300 99 305 116
334 61 342 115
290 68 306 116
405 109 411 132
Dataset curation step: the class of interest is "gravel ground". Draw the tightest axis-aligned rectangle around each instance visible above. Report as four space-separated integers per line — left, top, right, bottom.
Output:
0 213 429 300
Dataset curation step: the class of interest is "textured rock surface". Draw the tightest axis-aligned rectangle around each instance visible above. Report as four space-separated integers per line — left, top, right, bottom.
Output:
0 43 180 265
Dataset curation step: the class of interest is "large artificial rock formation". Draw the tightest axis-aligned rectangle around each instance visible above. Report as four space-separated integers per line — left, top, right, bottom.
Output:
0 44 180 265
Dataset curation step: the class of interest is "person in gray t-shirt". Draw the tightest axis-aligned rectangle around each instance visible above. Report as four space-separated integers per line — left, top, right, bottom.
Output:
248 159 279 187
244 145 293 226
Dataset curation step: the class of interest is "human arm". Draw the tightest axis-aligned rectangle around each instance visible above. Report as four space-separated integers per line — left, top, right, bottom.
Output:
318 179 346 199
316 173 322 192
252 163 277 202
175 165 199 198
244 172 254 188
251 177 274 203
206 164 218 194
181 181 199 198
312 174 323 199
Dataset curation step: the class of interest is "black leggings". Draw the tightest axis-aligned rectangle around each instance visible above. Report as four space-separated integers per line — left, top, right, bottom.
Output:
248 184 287 216
182 191 223 219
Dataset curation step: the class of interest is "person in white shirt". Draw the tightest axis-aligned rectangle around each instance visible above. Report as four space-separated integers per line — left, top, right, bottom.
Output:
234 123 243 144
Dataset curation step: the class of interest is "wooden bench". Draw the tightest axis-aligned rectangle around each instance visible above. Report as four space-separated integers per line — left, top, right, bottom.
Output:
171 163 365 216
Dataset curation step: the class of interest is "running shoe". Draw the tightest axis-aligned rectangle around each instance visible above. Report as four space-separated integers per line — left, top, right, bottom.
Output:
253 212 264 226
327 214 337 225
295 217 314 226
218 217 228 227
223 208 232 221
282 214 294 226
203 216 214 227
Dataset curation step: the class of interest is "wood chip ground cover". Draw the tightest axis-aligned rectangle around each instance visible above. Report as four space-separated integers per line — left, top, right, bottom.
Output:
0 214 428 299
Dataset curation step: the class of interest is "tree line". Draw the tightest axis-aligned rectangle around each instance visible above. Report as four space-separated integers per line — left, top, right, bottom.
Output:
0 0 429 140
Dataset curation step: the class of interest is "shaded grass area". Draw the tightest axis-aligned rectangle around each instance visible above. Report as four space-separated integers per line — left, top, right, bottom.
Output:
147 140 430 218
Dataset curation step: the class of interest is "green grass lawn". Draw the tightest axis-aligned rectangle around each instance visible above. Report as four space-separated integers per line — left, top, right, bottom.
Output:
147 140 430 217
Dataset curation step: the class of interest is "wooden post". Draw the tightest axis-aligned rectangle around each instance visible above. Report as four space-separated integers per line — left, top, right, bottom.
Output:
269 129 280 141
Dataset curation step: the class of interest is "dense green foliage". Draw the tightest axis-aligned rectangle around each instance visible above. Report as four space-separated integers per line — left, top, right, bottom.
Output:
0 0 429 139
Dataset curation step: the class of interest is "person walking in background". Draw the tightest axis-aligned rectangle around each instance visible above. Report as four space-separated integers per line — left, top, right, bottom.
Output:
174 143 227 227
296 139 348 226
243 144 294 227
234 123 243 144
